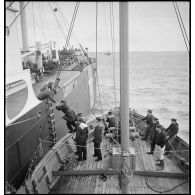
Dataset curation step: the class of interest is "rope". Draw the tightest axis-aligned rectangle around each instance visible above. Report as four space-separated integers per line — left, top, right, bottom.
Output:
175 2 189 44
145 177 189 193
6 113 41 127
40 137 189 157
173 2 189 54
6 114 47 151
6 1 15 9
48 2 67 42
95 2 103 115
110 2 117 107
31 2 37 43
8 1 30 29
52 2 80 91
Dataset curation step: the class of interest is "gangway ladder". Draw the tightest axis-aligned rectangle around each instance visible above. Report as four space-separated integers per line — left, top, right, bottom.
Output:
46 99 56 148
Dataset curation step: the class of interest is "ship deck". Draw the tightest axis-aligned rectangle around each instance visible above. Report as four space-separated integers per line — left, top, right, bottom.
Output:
51 136 189 194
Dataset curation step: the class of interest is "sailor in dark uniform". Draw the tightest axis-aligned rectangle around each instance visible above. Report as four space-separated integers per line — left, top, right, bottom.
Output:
75 117 88 161
56 100 78 133
104 111 117 135
93 117 103 161
164 118 179 155
155 124 166 171
146 117 159 154
140 109 154 140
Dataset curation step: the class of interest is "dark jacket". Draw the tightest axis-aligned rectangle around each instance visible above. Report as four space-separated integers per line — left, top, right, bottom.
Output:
165 123 179 139
63 110 77 122
141 114 154 126
56 104 77 122
75 123 88 144
93 124 103 143
37 90 56 103
106 115 117 127
149 122 159 141
56 104 70 114
155 132 166 148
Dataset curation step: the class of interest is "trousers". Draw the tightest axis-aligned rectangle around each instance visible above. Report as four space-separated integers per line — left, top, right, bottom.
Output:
66 121 77 132
94 142 102 160
144 125 153 139
155 145 165 160
78 142 87 160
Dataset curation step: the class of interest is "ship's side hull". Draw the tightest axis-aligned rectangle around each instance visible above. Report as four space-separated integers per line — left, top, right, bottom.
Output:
6 64 97 189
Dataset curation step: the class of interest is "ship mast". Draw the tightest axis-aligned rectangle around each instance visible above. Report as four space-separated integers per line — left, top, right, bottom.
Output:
119 2 130 193
20 1 29 52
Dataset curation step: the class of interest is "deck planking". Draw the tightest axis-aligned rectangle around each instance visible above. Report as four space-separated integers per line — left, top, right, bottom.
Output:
51 134 189 194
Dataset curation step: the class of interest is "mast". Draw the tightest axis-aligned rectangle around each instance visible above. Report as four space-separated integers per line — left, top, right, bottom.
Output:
20 1 29 52
119 2 130 193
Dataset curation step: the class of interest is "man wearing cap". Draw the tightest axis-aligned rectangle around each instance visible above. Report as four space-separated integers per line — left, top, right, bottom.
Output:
104 111 117 135
164 118 179 155
56 100 78 133
93 117 103 161
147 117 159 155
75 117 88 161
37 82 57 104
155 124 166 171
141 109 154 140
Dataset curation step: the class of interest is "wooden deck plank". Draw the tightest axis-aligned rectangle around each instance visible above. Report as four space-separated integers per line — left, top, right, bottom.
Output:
94 175 100 194
105 175 111 194
101 173 107 194
142 140 154 170
113 175 121 194
134 139 144 170
139 139 150 170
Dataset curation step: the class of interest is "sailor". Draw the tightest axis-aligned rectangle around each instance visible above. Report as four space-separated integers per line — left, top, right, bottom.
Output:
155 124 166 171
104 111 117 135
92 117 103 161
56 100 78 133
140 109 154 141
164 118 179 155
75 117 89 161
37 82 57 104
146 117 159 154
74 113 84 155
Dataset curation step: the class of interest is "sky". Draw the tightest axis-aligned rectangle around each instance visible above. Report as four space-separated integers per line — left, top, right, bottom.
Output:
11 1 190 52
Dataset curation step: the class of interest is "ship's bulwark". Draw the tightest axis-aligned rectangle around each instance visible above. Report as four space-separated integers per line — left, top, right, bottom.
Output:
6 66 95 189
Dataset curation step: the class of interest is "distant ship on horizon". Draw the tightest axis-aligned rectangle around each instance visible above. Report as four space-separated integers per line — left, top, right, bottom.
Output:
104 51 111 55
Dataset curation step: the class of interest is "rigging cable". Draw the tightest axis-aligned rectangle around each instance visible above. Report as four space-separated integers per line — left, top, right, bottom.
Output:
8 1 30 29
175 2 189 44
39 2 54 42
110 1 117 107
31 2 37 43
48 2 67 42
52 2 80 90
53 2 88 64
95 1 104 114
172 1 189 54
6 1 15 9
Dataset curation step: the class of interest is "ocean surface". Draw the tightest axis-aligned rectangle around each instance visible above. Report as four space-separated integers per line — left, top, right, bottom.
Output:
90 51 189 143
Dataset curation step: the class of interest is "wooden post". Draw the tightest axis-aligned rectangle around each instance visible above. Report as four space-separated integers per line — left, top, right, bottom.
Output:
119 1 130 193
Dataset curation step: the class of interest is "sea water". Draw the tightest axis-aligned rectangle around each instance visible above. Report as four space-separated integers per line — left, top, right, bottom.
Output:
90 51 189 143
